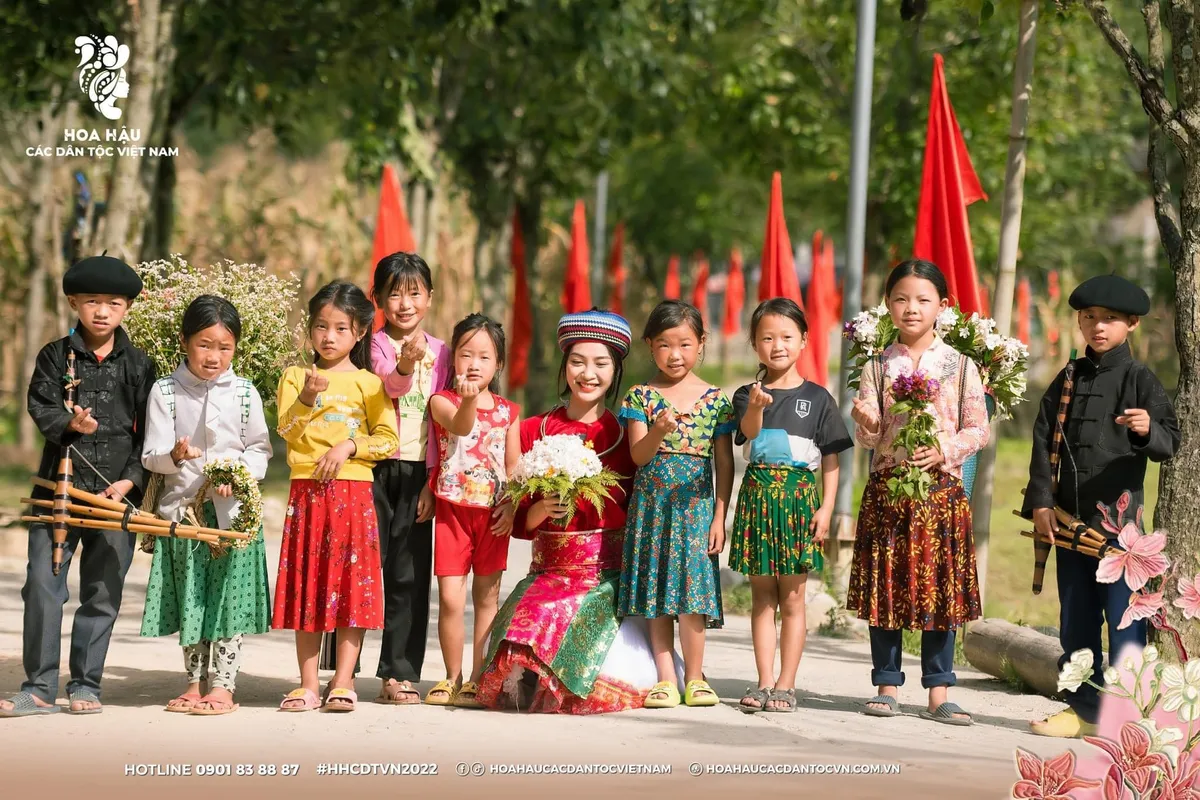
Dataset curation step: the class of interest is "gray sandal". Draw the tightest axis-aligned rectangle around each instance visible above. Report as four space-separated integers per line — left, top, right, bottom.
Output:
919 701 973 726
739 686 772 714
66 688 103 715
765 688 797 713
0 692 59 718
863 694 899 717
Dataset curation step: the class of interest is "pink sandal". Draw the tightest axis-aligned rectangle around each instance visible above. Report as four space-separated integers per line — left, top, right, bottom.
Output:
322 688 357 713
165 692 202 713
279 687 320 712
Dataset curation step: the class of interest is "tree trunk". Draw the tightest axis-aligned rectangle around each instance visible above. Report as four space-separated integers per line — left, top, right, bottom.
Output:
409 181 428 255
141 125 176 261
18 122 58 451
517 193 544 411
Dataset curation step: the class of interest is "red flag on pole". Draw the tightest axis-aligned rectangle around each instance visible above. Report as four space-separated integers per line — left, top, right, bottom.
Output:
758 172 817 380
562 200 592 313
1016 277 1032 344
691 256 710 324
913 54 987 316
509 209 532 390
979 283 992 317
664 255 681 300
608 222 626 316
723 248 745 337
368 164 418 330
806 231 834 387
824 237 841 322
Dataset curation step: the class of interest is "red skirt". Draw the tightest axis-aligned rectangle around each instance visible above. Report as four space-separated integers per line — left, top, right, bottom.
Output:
271 479 384 632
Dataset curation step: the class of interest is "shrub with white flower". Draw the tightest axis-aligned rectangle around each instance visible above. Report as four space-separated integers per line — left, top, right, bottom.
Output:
505 434 622 526
125 255 304 407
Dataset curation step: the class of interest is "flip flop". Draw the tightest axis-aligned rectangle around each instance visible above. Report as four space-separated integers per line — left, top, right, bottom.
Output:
453 681 484 709
323 688 357 713
66 688 103 715
165 692 203 713
190 693 239 716
279 687 321 712
764 687 798 713
863 695 899 718
644 681 680 709
424 679 461 706
0 692 59 718
739 686 772 714
920 701 973 726
376 680 421 706
684 680 719 707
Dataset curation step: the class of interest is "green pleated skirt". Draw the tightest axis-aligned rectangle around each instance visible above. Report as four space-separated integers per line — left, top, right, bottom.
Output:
729 464 821 576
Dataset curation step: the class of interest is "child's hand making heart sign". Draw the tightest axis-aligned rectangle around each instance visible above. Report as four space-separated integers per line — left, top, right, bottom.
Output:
747 382 774 409
457 375 482 400
1116 408 1151 437
170 435 202 467
299 364 328 407
850 397 879 434
67 405 99 435
652 407 678 435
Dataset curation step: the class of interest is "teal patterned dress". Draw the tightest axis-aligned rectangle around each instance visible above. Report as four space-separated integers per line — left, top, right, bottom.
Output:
617 385 736 622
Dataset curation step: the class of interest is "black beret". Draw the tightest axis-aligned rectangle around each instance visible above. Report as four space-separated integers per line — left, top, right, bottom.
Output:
63 254 143 299
1068 274 1149 316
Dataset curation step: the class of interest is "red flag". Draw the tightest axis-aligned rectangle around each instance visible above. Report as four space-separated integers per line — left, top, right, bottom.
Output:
368 164 418 330
562 200 592 313
723 248 745 337
1048 270 1061 303
806 231 835 387
913 54 987 316
1017 277 1032 344
664 255 681 300
608 222 626 316
509 209 532 390
691 256 710 324
824 237 841 322
758 172 817 380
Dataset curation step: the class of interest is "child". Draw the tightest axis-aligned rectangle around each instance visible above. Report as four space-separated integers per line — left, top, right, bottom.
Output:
619 300 736 709
139 295 273 716
730 298 852 713
369 252 449 705
424 313 519 708
1024 274 1180 738
2 254 156 718
273 280 399 712
848 259 988 726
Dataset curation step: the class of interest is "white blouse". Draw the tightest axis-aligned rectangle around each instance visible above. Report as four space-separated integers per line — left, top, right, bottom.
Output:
141 363 272 529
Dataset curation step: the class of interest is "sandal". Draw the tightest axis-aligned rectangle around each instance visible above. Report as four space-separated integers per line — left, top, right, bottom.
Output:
739 686 772 714
323 688 358 713
376 679 421 706
863 694 899 718
0 692 59 718
644 681 680 709
190 693 239 716
165 692 203 713
453 681 484 709
684 679 719 707
424 679 461 706
920 701 973 726
765 687 797 713
66 688 102 715
279 687 321 712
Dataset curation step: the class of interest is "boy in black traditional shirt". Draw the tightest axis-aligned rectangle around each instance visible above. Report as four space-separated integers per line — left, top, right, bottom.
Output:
1 255 155 718
1023 274 1180 738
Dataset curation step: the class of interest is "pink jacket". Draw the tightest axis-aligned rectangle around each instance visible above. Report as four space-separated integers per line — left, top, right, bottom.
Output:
370 328 451 467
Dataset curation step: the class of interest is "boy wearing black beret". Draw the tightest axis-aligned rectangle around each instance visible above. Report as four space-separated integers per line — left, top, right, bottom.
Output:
1024 274 1180 738
0 255 156 718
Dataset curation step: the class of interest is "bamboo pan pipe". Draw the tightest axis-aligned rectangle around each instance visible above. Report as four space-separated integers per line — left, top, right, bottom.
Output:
20 498 247 542
21 514 222 544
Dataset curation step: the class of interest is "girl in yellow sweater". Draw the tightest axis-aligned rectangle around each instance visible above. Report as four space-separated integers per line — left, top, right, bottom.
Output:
272 281 399 713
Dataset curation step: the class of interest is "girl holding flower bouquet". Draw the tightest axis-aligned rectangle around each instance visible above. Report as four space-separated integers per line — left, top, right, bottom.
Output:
847 260 989 726
475 309 683 714
140 296 274 716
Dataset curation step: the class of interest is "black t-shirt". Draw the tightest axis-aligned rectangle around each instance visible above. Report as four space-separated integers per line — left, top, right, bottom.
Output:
732 381 853 470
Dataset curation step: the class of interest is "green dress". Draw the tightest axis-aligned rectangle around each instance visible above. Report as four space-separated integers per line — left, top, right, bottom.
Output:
140 502 270 645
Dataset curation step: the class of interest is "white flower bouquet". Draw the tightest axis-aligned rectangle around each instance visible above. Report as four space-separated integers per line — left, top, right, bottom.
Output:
504 434 622 526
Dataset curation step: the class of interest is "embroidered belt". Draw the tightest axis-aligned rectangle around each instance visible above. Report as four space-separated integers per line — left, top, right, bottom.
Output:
531 527 624 572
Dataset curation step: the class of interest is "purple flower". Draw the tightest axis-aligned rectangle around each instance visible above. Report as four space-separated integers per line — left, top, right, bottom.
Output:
892 370 940 404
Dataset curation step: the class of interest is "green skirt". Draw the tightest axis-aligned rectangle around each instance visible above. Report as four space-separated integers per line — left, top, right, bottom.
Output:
140 502 271 646
729 464 822 576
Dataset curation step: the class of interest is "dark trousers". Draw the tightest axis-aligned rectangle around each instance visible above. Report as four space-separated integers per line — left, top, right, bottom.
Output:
373 460 433 682
1057 547 1147 724
21 523 135 703
869 627 957 689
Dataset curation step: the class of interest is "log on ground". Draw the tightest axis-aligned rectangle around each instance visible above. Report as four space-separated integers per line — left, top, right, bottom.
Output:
963 618 1064 697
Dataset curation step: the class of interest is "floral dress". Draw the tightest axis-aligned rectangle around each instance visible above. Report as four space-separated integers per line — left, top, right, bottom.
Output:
617 385 736 622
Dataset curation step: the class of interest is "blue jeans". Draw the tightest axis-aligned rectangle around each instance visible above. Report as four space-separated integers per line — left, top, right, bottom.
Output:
869 627 957 688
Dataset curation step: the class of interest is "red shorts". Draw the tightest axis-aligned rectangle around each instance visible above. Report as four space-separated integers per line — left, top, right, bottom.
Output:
434 498 510 577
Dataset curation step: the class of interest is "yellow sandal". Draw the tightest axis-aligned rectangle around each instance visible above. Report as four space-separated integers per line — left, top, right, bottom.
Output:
424 679 461 706
644 681 681 709
453 681 484 709
684 679 719 707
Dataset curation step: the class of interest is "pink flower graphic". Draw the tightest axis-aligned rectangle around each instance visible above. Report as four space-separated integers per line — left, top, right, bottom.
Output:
1120 590 1165 631
1174 575 1200 621
1101 763 1131 800
1156 751 1200 800
1096 523 1169 593
1012 749 1101 799
1084 722 1172 794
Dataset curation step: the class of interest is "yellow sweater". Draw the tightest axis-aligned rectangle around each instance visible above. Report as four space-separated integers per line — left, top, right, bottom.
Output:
276 366 399 481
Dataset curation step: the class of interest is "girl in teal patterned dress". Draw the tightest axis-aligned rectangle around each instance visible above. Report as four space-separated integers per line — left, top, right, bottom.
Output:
619 300 736 709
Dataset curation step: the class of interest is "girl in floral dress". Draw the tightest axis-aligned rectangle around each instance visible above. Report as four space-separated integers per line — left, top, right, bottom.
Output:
273 281 399 713
847 260 988 726
619 300 736 709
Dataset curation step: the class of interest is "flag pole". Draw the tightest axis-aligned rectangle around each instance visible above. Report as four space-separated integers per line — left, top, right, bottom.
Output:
592 140 610 305
832 0 878 587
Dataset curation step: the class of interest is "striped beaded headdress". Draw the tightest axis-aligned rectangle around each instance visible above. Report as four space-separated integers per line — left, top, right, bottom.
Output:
556 308 633 358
